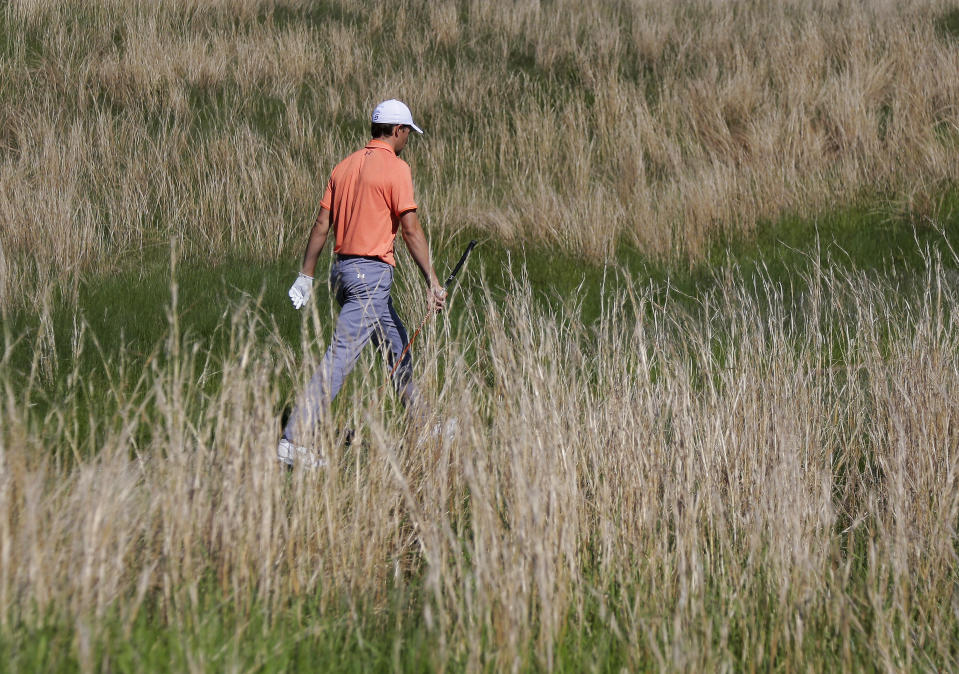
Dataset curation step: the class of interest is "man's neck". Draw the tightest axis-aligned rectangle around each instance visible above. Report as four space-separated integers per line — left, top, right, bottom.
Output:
371 136 399 154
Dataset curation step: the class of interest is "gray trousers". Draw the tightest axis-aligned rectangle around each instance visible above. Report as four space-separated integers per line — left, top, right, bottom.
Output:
283 257 415 445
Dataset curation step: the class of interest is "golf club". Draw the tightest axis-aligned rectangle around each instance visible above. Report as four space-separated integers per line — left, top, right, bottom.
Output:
386 239 477 382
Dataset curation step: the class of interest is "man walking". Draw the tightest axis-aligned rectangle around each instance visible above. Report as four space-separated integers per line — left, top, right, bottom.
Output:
279 99 446 468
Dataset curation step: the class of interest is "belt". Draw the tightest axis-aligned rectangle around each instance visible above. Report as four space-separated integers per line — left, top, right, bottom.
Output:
336 253 383 262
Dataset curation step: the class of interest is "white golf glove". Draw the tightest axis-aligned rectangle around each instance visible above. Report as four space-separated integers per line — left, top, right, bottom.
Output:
288 273 313 309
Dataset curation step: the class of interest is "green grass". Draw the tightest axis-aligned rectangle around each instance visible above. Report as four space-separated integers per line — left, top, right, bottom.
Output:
0 567 939 672
937 7 959 41
0 186 954 480
7 186 959 398
0 591 440 673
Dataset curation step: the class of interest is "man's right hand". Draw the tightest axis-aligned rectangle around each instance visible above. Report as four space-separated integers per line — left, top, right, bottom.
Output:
288 273 313 309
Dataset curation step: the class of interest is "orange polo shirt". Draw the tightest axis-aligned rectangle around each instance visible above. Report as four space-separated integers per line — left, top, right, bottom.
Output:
319 139 417 266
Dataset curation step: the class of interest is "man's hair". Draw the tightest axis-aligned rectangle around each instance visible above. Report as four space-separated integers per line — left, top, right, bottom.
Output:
371 122 410 138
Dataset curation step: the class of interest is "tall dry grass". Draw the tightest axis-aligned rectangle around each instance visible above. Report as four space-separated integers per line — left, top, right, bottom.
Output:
2 248 958 669
2 0 958 307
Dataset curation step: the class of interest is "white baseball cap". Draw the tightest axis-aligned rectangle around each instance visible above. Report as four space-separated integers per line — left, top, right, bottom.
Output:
371 99 423 134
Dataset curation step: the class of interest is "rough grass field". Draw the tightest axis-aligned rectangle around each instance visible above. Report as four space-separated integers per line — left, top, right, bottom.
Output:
3 0 959 306
3 0 959 671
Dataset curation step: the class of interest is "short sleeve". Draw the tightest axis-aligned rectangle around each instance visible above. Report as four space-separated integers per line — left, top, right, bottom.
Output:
389 161 417 216
319 175 334 211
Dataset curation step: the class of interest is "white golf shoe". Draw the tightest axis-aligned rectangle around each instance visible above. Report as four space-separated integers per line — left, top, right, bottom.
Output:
277 438 327 469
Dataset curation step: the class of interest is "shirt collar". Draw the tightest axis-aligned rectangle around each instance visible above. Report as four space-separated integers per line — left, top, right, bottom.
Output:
365 139 396 155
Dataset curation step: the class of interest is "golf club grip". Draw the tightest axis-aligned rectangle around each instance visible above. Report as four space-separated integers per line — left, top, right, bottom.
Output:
444 240 477 288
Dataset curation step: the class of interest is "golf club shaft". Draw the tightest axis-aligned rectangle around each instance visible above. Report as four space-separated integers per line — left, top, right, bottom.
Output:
444 239 477 288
